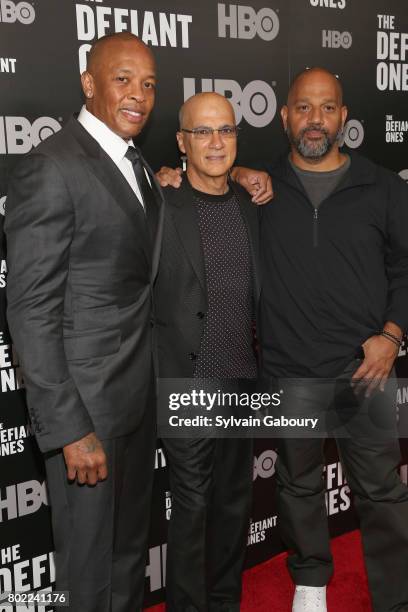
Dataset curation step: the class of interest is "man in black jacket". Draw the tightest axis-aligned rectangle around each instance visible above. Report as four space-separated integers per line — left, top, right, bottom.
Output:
155 92 260 612
252 67 408 612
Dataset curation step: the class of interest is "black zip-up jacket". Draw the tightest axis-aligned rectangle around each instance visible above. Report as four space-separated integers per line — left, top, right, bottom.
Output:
260 152 408 378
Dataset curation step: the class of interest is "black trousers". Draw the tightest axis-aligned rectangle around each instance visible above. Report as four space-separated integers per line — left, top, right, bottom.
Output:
275 360 408 612
44 400 156 612
163 436 253 612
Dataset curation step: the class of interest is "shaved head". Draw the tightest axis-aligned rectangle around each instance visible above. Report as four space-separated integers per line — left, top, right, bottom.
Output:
86 32 154 76
179 92 235 129
288 67 343 106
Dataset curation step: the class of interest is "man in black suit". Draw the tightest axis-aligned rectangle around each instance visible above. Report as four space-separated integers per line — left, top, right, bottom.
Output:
5 33 163 612
155 92 260 612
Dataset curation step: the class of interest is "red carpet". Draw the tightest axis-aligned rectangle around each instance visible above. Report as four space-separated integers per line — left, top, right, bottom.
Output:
145 530 372 611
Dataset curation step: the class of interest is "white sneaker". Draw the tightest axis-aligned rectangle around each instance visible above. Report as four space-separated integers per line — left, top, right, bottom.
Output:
292 585 327 612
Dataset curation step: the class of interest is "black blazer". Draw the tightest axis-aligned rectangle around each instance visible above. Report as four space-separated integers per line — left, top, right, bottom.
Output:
154 178 260 378
5 117 164 452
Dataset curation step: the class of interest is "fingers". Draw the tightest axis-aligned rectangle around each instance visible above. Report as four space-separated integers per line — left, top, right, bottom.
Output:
364 373 383 397
352 361 391 397
66 461 108 485
252 191 273 205
351 362 371 395
155 166 183 188
76 468 88 485
64 450 108 485
97 461 108 481
351 361 369 382
251 176 274 204
66 463 77 481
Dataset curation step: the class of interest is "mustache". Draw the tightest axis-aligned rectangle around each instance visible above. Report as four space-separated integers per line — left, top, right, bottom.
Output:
300 124 329 137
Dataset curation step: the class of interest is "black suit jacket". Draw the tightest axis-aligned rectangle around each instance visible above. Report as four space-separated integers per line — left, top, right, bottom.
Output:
154 178 260 378
5 117 164 452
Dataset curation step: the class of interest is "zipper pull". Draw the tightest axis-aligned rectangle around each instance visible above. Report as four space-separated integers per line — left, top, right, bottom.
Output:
313 208 318 247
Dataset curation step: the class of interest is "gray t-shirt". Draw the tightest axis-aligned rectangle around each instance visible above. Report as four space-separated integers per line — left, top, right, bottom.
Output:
289 155 351 209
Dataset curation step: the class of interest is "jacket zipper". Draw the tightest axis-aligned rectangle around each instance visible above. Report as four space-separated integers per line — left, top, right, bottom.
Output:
313 208 318 247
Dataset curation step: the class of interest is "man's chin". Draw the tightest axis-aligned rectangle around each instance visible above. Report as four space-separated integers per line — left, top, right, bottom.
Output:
115 121 147 141
297 142 332 161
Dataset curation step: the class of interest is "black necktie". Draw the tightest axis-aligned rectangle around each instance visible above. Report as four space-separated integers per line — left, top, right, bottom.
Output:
125 146 158 242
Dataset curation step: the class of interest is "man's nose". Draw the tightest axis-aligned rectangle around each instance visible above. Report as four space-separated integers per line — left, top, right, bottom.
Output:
129 83 146 103
209 130 224 147
308 106 323 125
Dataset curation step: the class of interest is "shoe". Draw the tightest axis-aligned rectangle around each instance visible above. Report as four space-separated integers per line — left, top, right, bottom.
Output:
292 585 327 611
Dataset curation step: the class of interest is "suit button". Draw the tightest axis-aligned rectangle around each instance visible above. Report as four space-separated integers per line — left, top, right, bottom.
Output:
196 312 205 319
150 319 155 328
189 352 197 361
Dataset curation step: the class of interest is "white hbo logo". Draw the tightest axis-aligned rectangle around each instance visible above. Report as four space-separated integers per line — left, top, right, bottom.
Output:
0 0 35 24
253 449 277 481
339 119 365 149
0 196 6 216
218 4 279 41
0 117 61 154
183 78 277 128
322 30 352 49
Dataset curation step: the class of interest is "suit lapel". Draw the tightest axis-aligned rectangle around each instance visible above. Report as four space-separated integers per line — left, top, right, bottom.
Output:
167 179 206 293
67 117 152 262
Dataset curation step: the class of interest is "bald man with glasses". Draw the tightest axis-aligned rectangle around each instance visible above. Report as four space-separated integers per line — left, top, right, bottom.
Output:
155 92 260 612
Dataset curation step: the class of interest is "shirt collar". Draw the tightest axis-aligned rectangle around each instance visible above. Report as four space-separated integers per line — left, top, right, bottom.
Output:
77 105 133 165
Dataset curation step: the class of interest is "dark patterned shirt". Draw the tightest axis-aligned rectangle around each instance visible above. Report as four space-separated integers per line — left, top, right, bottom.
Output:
192 187 257 378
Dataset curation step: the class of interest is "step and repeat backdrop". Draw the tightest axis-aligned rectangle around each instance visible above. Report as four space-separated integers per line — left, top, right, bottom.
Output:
1 0 408 608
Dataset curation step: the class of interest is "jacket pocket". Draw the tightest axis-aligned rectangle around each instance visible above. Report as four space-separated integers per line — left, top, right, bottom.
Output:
73 304 119 331
64 328 120 360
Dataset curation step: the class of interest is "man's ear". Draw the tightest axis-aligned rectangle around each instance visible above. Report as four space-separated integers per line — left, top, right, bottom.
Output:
80 71 94 100
280 105 288 132
341 105 348 130
176 131 186 154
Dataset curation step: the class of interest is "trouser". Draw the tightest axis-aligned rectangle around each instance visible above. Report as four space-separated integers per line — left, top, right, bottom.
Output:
44 397 156 612
275 359 408 612
163 436 254 612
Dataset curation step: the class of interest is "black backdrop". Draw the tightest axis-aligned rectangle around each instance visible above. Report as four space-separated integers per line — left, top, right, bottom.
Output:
1 0 408 608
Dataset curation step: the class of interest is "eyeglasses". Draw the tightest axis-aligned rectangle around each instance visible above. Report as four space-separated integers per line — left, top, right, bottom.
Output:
181 126 240 140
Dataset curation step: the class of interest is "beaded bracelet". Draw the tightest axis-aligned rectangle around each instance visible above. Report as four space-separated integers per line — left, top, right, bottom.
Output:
380 330 402 348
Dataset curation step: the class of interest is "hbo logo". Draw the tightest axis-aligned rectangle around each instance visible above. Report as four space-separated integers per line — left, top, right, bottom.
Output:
339 119 364 149
0 196 6 216
322 30 352 49
253 449 277 481
0 116 61 154
218 4 279 41
0 0 35 24
183 78 277 128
